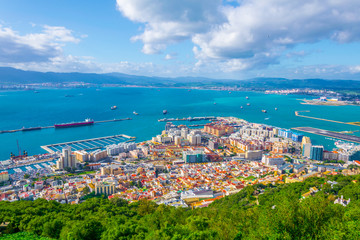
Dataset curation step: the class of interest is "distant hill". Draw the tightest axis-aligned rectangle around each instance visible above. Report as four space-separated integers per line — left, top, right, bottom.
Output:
1 67 360 90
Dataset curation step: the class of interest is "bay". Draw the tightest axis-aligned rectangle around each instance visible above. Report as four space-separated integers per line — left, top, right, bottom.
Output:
0 87 359 160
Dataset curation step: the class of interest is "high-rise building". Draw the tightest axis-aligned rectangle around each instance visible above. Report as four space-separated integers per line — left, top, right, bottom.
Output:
302 143 312 158
208 141 219 150
195 134 202 145
174 136 182 145
181 128 188 139
310 145 324 161
56 146 77 170
301 136 311 148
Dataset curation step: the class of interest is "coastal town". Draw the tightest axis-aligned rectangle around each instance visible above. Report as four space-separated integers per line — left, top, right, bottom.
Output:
1 116 360 208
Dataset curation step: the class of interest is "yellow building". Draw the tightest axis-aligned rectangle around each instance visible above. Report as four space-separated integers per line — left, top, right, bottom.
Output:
74 150 89 162
100 166 123 176
285 177 303 183
0 171 9 182
95 182 116 195
301 136 311 148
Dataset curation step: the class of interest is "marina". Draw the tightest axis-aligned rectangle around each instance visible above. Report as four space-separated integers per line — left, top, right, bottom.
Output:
41 134 136 153
292 127 360 143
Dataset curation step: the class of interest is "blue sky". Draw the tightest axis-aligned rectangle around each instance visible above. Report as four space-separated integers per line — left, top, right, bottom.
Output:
1 0 360 80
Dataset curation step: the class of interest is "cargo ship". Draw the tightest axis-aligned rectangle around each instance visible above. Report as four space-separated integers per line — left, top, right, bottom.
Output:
22 127 41 132
54 118 94 128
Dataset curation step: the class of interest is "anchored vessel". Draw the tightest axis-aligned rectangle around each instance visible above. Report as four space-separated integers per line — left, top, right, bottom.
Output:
22 127 41 132
54 118 94 128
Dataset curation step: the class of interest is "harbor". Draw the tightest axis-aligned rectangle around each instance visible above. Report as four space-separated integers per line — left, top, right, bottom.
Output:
0 118 132 134
41 134 136 153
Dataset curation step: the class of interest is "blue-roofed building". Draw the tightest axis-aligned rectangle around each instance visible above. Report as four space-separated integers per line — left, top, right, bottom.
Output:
293 164 306 173
292 133 304 142
278 129 293 139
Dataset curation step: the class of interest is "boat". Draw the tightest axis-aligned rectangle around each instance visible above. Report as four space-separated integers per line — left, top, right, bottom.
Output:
247 103 250 106
22 127 41 132
275 107 278 111
214 102 217 105
111 106 117 110
163 110 168 115
262 109 267 113
54 118 94 128
240 106 243 109
133 111 139 115
246 96 249 99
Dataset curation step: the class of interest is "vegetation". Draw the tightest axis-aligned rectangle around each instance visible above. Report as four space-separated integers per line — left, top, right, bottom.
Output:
1 174 360 239
0 232 54 239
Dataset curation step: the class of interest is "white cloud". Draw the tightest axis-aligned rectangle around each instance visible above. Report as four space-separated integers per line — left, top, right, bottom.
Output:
117 0 360 72
116 0 223 54
164 53 177 60
0 25 80 63
193 0 360 70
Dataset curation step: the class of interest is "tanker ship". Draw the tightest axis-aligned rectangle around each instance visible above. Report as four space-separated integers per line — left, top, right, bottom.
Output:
54 118 94 128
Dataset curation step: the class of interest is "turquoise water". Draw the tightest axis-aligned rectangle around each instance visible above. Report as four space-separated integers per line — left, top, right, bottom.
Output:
0 87 360 160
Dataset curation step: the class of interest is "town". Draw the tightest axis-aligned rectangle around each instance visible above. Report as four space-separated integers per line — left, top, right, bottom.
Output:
1 117 360 208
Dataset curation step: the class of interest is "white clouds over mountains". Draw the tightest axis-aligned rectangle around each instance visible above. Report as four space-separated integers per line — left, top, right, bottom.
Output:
0 25 80 63
117 0 360 71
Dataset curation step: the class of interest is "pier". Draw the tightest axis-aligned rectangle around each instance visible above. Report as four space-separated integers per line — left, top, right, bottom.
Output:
0 118 132 134
158 116 217 122
41 134 135 153
292 127 360 143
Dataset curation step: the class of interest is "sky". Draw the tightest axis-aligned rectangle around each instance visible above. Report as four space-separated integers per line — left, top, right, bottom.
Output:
1 0 360 80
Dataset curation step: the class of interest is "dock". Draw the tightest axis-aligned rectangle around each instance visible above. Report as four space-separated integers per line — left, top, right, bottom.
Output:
292 127 360 143
41 134 135 153
158 116 217 122
0 118 132 134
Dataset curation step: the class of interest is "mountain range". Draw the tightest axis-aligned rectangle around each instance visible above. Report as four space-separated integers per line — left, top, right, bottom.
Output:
1 67 360 90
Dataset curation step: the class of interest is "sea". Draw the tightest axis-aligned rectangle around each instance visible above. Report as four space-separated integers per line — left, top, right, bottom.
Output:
1 87 360 161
